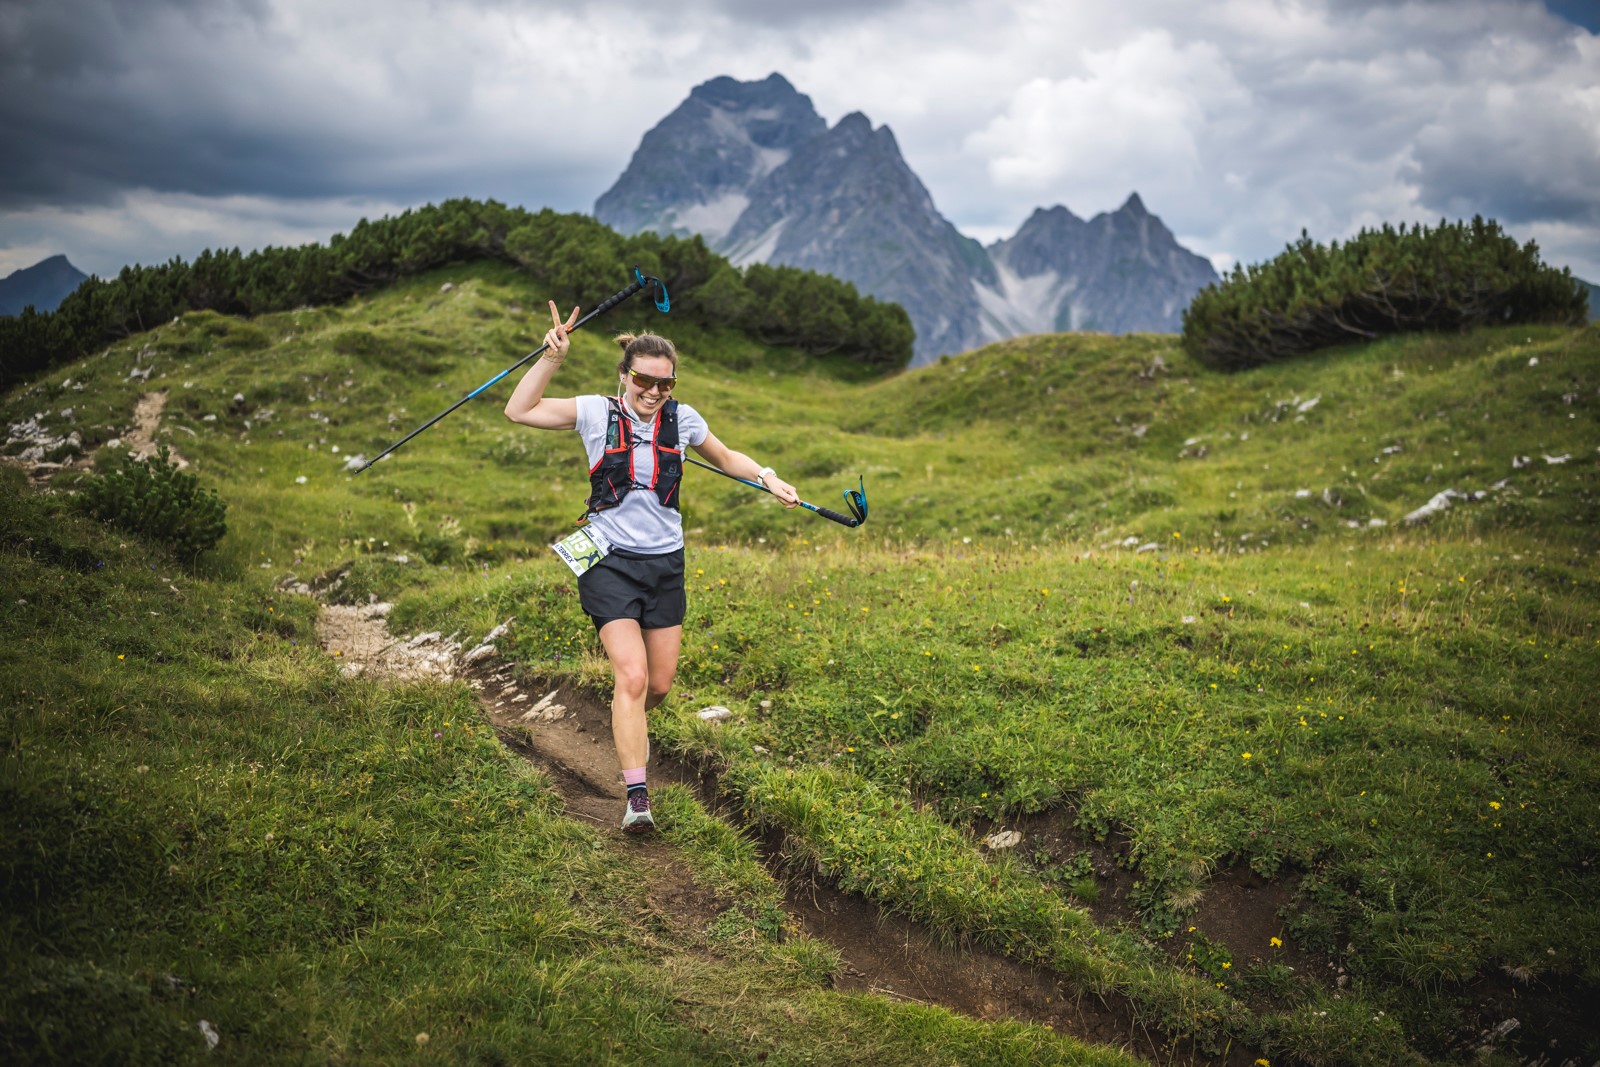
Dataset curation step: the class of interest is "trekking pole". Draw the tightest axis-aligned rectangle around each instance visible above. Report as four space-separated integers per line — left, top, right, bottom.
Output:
684 456 868 528
354 267 669 473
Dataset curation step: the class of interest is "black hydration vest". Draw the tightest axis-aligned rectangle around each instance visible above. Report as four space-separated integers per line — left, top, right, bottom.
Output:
583 396 682 519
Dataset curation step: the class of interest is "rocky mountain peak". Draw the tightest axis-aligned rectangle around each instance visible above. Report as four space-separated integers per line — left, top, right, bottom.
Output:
1031 205 1087 227
690 71 796 105
833 111 874 137
983 191 1217 338
594 72 825 243
594 74 1219 365
712 107 993 361
686 73 823 153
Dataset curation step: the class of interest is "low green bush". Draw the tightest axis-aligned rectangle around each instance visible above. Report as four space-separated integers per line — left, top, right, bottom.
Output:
1182 216 1587 370
75 444 227 556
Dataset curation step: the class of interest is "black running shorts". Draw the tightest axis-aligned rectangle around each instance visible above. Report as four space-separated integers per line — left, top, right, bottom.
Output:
578 546 686 631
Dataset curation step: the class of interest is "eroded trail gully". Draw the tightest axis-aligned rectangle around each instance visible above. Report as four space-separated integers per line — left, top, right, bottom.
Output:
481 671 1255 1065
312 595 1252 1066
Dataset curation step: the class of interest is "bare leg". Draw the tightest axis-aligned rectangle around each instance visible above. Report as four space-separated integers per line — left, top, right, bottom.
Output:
598 621 685 775
598 619 650 771
642 625 682 712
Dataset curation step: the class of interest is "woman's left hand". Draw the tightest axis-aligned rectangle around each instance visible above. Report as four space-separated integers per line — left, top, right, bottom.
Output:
767 474 800 508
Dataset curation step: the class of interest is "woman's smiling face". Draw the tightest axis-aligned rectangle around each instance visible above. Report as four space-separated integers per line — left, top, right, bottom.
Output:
623 355 676 416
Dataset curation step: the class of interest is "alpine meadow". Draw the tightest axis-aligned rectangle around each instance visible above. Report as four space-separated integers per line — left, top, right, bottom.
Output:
2 207 1598 1066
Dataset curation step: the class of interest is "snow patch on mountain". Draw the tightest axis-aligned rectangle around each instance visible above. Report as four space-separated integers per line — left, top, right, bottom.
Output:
974 263 1071 343
669 193 751 245
726 218 789 268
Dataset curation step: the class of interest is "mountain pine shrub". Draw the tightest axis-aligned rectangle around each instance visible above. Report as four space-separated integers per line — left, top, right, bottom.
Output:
75 444 227 556
1181 217 1588 370
0 199 913 389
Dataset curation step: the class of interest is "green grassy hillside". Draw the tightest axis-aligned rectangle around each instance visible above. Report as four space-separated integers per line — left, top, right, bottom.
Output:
4 259 1597 1065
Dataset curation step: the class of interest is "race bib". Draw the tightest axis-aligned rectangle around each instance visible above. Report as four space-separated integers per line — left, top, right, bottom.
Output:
551 526 612 577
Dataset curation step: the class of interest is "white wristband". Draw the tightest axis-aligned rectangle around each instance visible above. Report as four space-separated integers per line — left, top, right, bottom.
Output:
757 466 776 488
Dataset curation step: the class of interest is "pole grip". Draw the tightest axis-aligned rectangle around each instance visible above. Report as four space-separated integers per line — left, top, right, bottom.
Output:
811 505 861 528
584 280 642 322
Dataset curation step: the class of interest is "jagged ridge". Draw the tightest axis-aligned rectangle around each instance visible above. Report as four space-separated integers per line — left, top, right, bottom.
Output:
596 74 1219 366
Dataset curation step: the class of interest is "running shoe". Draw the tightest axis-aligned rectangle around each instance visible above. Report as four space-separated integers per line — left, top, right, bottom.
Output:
621 791 655 833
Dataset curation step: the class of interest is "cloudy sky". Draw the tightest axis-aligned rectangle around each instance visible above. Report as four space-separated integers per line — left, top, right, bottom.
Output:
3 0 1597 285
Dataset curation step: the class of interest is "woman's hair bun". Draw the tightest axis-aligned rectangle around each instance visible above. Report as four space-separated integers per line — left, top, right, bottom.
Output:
614 331 679 371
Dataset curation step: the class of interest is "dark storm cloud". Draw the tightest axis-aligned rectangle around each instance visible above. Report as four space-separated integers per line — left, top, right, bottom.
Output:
0 0 614 213
3 0 1598 281
1545 0 1600 31
1389 8 1600 229
0 0 908 214
1 0 282 204
4 0 356 207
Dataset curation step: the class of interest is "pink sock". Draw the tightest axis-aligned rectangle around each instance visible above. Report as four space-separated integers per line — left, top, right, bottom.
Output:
623 767 647 791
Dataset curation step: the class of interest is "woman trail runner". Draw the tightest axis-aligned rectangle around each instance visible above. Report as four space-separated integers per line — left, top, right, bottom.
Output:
504 301 800 832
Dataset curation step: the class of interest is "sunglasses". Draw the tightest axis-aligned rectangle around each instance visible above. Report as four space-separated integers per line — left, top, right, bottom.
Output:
627 368 677 393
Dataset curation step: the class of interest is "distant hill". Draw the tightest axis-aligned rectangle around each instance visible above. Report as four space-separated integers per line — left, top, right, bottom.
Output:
1579 276 1599 321
596 73 1218 366
0 255 88 316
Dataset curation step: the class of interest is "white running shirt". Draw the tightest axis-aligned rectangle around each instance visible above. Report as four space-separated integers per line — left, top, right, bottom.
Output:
573 395 709 553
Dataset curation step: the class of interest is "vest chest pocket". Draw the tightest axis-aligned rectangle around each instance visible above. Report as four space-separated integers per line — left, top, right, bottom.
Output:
657 445 682 481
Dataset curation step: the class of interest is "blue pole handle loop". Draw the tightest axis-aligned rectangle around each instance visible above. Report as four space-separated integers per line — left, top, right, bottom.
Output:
635 266 670 313
842 476 868 526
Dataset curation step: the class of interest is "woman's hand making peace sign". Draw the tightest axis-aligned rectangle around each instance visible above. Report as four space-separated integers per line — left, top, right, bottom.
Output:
542 300 581 366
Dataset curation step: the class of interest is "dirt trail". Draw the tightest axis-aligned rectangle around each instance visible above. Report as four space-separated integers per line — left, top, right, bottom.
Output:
314 601 461 681
317 598 1252 1066
123 391 188 468
2 389 187 488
